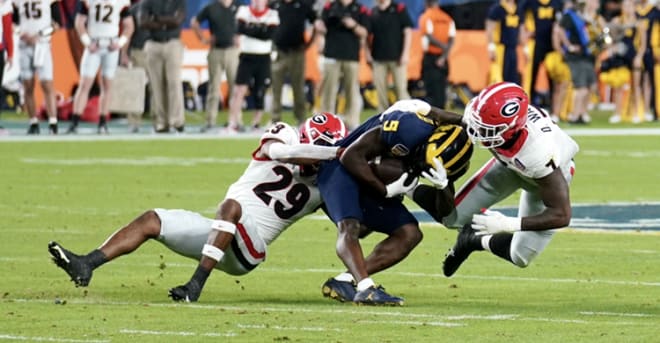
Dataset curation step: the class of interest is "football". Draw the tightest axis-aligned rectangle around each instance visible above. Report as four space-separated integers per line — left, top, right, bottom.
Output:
369 157 406 184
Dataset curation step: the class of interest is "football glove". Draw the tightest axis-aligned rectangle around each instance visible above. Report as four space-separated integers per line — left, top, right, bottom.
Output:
385 172 418 198
421 157 448 189
472 209 521 236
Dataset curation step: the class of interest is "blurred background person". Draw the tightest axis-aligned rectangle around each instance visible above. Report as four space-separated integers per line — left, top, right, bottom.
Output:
366 0 412 113
519 0 564 108
226 0 279 132
0 0 13 131
637 0 659 121
418 0 453 109
66 0 134 134
191 0 239 133
123 0 151 133
140 0 186 133
270 0 319 127
13 0 61 135
558 0 597 124
485 0 522 84
599 0 647 124
318 0 368 130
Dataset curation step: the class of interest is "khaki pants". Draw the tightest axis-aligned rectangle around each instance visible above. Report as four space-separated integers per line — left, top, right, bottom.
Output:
127 48 148 128
145 39 185 130
271 48 307 124
320 58 361 129
206 47 239 126
372 60 410 112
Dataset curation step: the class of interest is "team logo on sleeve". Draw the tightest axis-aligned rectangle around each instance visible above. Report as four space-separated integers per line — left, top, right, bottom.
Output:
513 158 526 171
501 101 521 117
390 144 410 156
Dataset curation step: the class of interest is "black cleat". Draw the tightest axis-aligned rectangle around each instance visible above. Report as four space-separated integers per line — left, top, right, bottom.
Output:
27 123 40 135
321 278 357 303
97 117 109 134
443 225 482 277
48 241 93 287
353 285 404 306
49 123 58 135
169 281 202 303
66 124 78 134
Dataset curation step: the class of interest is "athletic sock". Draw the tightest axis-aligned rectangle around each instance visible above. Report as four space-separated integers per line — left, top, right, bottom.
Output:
189 265 211 289
71 114 81 127
334 272 355 283
487 232 514 263
86 249 108 270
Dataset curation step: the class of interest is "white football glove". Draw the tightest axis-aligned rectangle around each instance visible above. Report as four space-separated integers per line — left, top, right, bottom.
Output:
382 99 431 116
472 209 522 236
421 157 448 189
385 172 418 198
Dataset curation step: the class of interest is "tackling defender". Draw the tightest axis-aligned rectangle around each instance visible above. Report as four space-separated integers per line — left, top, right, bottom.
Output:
66 0 134 134
49 113 347 302
13 0 62 135
317 99 465 305
412 82 579 276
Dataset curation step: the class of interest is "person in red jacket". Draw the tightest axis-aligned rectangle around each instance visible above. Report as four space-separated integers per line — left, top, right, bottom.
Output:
0 0 14 131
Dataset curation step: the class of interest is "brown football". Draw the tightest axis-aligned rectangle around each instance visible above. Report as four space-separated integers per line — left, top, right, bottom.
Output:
369 157 406 184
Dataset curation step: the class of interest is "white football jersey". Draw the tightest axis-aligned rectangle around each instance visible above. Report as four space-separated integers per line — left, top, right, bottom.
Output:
13 0 57 34
225 123 323 244
81 0 130 38
491 106 579 181
236 5 279 54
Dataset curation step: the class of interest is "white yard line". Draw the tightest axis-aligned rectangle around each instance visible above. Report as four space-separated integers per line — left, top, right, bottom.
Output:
0 334 109 343
119 329 237 337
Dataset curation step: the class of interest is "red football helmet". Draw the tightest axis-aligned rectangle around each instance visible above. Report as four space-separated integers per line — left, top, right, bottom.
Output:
464 82 529 148
300 112 347 146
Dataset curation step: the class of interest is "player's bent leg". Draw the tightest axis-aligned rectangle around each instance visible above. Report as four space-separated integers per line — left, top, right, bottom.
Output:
509 230 555 268
364 223 422 275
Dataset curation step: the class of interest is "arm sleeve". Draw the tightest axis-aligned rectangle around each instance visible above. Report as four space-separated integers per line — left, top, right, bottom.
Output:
265 142 339 160
2 13 13 59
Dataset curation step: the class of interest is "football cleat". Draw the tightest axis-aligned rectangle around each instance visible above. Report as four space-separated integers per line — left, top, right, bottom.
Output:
97 117 109 135
27 123 40 135
66 124 78 134
321 278 357 303
353 285 404 306
168 281 202 303
48 241 93 287
442 224 481 277
49 123 58 135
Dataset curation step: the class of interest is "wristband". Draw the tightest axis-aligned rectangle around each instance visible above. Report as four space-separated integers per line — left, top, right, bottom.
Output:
80 33 92 47
202 244 225 262
39 26 54 37
117 35 129 48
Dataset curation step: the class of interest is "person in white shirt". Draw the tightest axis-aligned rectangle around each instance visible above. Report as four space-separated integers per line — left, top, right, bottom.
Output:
66 0 133 134
13 0 62 135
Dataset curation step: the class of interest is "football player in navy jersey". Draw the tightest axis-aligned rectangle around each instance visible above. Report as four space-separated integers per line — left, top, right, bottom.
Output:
317 99 464 305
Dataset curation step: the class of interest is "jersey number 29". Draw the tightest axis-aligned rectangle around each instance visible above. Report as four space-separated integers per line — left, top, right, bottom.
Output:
253 166 311 219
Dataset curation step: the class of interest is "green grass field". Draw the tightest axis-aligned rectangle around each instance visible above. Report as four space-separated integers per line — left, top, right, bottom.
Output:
1 122 659 342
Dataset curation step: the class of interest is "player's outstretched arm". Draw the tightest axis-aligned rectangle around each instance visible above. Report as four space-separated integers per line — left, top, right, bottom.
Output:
427 106 464 127
522 168 572 231
264 140 341 165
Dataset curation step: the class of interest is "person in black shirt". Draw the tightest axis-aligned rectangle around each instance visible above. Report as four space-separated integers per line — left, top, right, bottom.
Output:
270 0 319 126
367 0 413 113
123 1 151 133
318 0 369 129
192 0 240 132
140 0 186 133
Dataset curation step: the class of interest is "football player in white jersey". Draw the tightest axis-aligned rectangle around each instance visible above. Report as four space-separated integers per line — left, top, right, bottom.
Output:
48 113 347 302
0 0 14 132
411 82 579 276
14 0 62 135
66 0 133 134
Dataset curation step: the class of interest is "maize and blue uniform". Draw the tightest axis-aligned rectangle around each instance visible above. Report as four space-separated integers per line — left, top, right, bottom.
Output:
520 0 563 101
488 1 521 84
317 110 435 234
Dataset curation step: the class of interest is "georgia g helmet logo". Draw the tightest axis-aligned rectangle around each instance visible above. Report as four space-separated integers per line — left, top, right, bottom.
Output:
500 100 521 117
311 113 328 124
